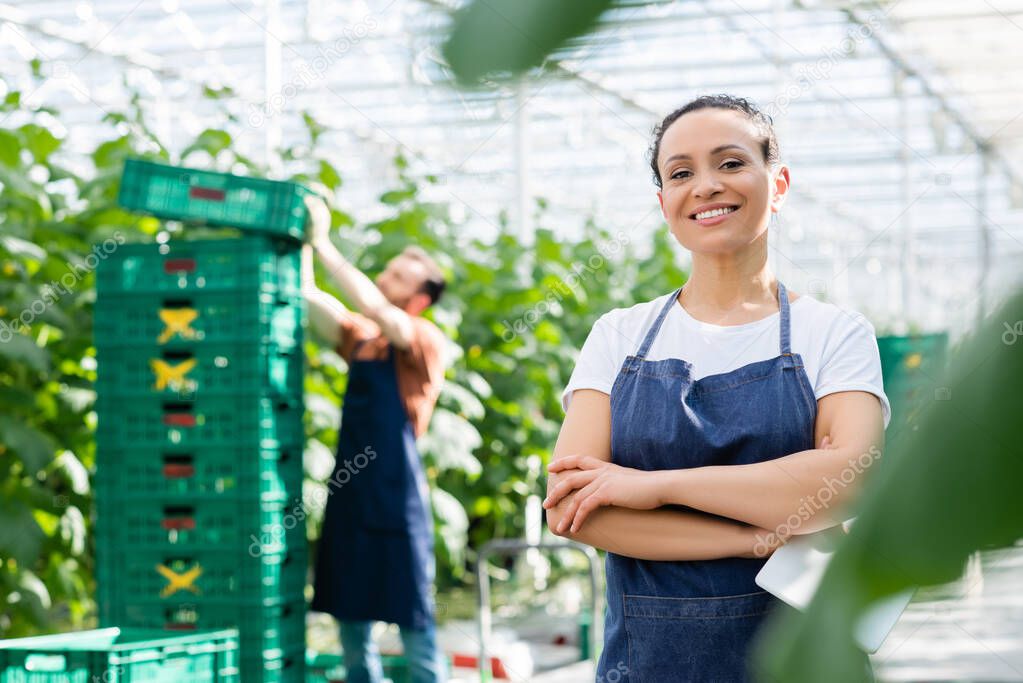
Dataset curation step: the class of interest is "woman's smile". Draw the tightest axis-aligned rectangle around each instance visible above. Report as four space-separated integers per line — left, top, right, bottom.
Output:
690 202 741 226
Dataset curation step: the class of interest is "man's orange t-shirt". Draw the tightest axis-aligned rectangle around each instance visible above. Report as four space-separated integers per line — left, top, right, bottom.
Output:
335 311 446 439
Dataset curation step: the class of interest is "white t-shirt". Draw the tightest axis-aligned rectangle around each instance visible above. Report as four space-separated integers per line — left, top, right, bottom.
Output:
562 291 891 429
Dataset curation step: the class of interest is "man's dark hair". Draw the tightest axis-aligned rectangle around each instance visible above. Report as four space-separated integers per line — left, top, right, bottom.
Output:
401 246 446 306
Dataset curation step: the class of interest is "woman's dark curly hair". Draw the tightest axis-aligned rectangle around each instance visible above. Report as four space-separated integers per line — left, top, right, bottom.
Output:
648 94 780 189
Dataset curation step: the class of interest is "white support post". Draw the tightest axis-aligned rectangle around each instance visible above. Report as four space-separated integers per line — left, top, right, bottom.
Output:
264 0 283 176
514 79 532 243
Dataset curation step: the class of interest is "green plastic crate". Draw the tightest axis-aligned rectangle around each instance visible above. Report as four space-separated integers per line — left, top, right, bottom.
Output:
94 495 303 549
95 395 302 450
94 290 302 349
305 651 411 683
94 545 304 606
247 648 304 683
0 628 238 683
96 236 301 297
878 333 949 427
96 342 302 399
118 159 312 242
93 444 302 503
100 597 305 668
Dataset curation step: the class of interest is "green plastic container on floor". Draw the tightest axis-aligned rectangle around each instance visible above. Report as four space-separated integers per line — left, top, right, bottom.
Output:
0 628 238 683
99 599 305 683
118 158 313 242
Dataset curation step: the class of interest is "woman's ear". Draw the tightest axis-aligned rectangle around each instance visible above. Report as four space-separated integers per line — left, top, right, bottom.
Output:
771 165 791 213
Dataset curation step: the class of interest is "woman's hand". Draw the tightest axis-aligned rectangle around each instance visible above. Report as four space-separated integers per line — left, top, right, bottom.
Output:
544 455 665 534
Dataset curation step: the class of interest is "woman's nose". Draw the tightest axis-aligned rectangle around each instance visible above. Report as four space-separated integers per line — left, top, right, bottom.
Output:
692 173 724 198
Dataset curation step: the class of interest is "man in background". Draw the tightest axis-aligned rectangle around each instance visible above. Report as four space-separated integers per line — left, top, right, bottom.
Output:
302 196 448 683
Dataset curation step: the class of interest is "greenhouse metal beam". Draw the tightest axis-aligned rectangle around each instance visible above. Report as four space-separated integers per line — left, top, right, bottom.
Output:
0 2 174 78
837 4 1023 191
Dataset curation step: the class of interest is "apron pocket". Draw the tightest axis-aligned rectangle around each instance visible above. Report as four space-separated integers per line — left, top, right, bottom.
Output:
623 591 774 682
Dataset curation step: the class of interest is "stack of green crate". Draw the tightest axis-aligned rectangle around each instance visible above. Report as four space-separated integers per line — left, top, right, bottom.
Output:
93 160 312 683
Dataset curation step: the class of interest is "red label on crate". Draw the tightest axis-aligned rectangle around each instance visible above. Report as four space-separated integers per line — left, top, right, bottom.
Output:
163 464 195 478
163 413 196 427
162 517 196 530
164 623 197 631
163 258 196 273
189 186 226 201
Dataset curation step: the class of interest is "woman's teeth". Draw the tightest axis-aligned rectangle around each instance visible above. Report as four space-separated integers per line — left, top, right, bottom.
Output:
694 206 737 220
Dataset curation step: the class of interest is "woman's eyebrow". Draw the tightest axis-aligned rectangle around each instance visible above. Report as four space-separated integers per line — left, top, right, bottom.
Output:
664 144 748 164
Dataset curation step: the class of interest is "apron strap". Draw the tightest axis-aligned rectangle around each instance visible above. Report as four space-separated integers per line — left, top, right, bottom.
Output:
350 336 395 361
636 286 683 360
778 281 792 356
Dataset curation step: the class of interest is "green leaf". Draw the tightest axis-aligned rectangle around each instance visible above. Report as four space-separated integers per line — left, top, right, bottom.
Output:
181 128 232 160
420 409 482 476
202 84 236 100
0 129 20 167
2 91 21 111
91 136 132 169
442 0 616 84
0 415 57 476
380 187 416 205
0 331 50 373
302 112 325 145
59 506 87 556
0 498 45 566
440 381 486 420
57 450 90 495
0 234 46 262
318 160 342 191
18 124 61 162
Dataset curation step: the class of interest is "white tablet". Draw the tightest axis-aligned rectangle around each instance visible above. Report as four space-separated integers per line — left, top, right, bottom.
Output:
754 525 913 653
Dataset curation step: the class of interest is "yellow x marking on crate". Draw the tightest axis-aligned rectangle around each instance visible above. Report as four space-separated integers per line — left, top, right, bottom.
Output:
156 562 203 597
157 308 199 344
150 358 198 390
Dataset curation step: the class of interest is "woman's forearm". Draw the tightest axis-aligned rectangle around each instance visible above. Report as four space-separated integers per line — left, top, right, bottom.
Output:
548 491 763 561
655 446 860 535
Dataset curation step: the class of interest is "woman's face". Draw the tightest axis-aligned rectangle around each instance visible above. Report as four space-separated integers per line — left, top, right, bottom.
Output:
656 108 789 256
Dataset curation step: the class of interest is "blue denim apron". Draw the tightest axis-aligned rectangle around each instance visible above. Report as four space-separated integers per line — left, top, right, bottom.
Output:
311 340 435 630
599 282 817 682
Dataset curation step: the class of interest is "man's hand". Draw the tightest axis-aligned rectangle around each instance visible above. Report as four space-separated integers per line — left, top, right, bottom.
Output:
304 194 332 247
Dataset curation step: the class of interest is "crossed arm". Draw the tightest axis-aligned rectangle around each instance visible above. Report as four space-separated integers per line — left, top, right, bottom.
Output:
543 388 884 561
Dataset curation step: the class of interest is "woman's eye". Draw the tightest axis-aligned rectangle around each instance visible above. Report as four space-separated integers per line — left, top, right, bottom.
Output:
721 160 743 169
670 169 692 180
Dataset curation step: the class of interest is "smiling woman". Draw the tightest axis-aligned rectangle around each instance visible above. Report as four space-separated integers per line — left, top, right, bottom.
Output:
544 94 888 682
